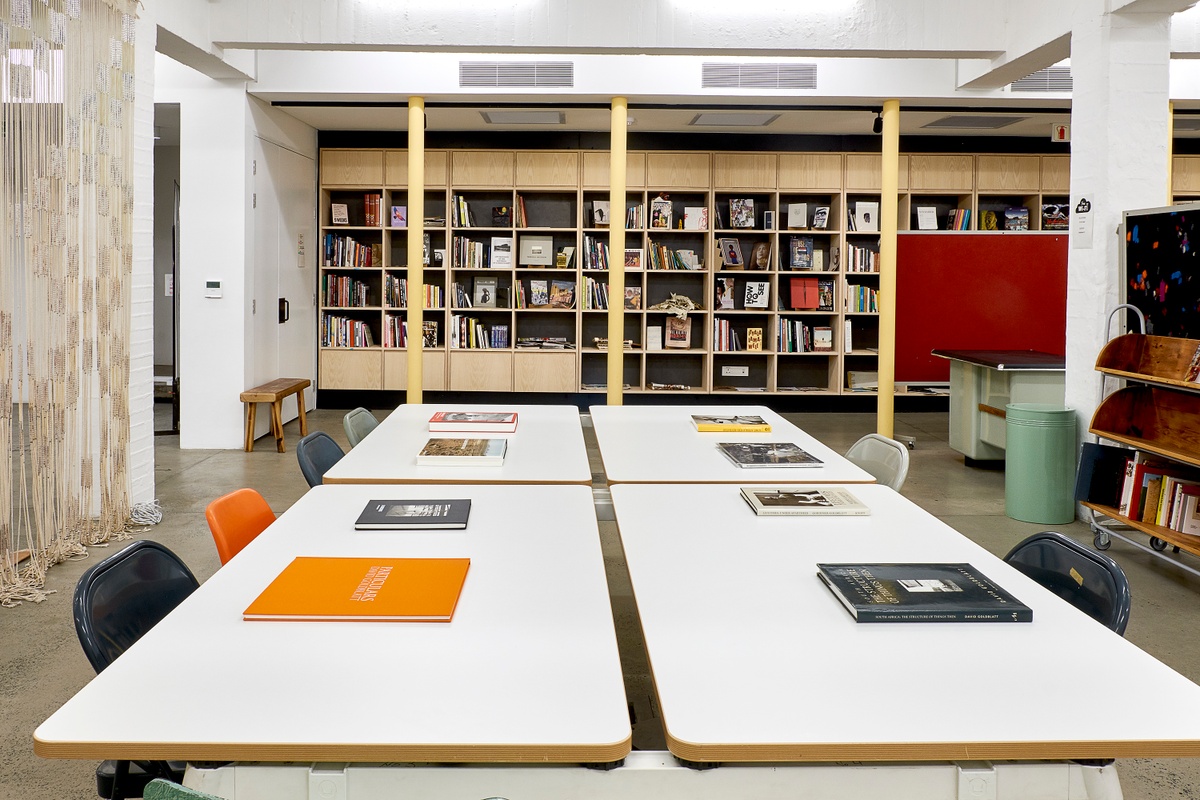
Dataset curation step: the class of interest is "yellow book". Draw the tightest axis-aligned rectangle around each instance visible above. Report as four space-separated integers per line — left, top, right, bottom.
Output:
690 414 772 433
244 557 470 622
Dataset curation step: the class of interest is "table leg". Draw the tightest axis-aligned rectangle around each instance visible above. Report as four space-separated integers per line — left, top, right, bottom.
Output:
244 403 256 452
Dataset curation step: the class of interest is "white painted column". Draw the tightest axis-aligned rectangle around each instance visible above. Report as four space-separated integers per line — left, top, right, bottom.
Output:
1066 8 1172 442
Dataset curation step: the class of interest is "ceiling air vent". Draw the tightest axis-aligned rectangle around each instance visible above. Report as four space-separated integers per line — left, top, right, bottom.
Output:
1010 66 1072 93
459 61 574 88
702 63 817 90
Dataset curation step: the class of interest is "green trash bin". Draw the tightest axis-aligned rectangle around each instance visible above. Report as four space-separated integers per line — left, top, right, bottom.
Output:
1005 403 1077 524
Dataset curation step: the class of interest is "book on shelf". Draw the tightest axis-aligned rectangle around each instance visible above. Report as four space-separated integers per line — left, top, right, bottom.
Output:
789 236 814 270
354 499 472 530
416 437 508 466
786 202 808 229
646 326 663 351
422 320 439 347
729 198 755 228
715 277 736 309
843 319 853 352
818 279 835 311
473 276 498 308
491 206 511 226
243 557 471 622
624 286 643 310
854 201 880 233
529 279 550 307
1004 207 1030 231
916 206 938 231
691 414 772 432
683 206 709 231
557 245 577 269
1042 203 1069 230
813 326 833 352
789 276 819 310
650 195 672 229
718 237 744 268
744 281 770 309
1074 442 1129 509
665 316 691 349
763 210 775 230
624 248 644 270
331 203 349 225
519 235 554 266
549 280 576 309
979 210 999 231
740 486 869 516
717 441 822 468
811 206 830 230
429 411 518 433
390 206 407 228
490 237 513 268
746 327 763 351
816 563 1032 623
591 199 611 227
847 371 878 391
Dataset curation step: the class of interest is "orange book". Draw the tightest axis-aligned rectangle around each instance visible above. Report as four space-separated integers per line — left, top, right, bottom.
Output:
243 557 470 622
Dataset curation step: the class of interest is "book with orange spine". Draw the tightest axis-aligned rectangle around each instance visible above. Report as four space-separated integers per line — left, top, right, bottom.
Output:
243 557 470 622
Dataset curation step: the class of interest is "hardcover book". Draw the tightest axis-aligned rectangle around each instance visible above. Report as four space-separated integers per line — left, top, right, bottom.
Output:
428 411 518 433
473 276 498 308
390 206 407 228
665 316 691 349
416 438 508 466
529 279 550 307
519 235 554 266
354 499 472 530
786 202 808 229
854 201 880 233
790 276 819 310
746 327 763 351
549 280 576 309
816 563 1033 623
789 236 814 270
490 237 513 268
1004 207 1030 231
650 196 672 229
1042 203 1069 230
243 556 471 622
683 206 709 231
729 198 755 228
591 199 611 227
691 414 772 432
740 486 869 516
811 206 830 230
744 281 770 309
331 203 349 225
716 442 823 468
624 286 643 310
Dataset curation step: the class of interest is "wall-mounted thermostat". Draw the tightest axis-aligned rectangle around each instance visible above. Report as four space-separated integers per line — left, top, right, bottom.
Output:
205 280 222 298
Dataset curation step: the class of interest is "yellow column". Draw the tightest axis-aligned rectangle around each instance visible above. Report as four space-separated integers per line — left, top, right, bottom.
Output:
607 97 628 405
1168 101 1175 203
407 98 425 401
876 100 900 438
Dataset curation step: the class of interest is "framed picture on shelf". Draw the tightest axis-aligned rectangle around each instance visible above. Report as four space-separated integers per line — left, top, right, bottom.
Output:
624 248 644 270
718 237 743 269
331 203 349 225
473 276 498 309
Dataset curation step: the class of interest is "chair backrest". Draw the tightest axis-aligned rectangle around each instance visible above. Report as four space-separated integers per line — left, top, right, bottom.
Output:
1004 531 1132 635
73 541 200 674
343 407 380 447
144 778 226 800
296 430 345 488
845 433 910 491
205 488 276 565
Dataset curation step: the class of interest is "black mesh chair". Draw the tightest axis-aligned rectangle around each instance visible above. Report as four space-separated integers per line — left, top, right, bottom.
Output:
73 540 200 799
295 431 345 488
1004 531 1132 635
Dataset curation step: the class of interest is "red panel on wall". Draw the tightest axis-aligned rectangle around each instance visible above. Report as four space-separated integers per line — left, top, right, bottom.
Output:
895 233 1068 382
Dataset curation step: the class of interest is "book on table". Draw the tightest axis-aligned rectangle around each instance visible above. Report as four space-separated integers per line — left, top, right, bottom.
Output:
740 486 869 516
416 437 508 466
816 563 1032 623
355 499 472 530
716 441 822 468
243 556 471 622
428 410 518 433
691 414 772 432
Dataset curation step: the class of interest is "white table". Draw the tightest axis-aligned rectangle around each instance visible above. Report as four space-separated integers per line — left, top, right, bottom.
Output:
35 484 630 764
323 404 591 485
589 405 874 484
611 482 1200 764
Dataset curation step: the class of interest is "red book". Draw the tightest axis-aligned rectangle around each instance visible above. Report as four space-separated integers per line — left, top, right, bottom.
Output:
790 277 819 310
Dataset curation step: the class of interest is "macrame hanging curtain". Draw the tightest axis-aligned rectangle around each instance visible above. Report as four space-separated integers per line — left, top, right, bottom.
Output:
0 0 138 606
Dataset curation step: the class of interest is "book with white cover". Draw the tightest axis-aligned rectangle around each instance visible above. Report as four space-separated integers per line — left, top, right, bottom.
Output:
416 438 508 466
428 411 518 433
740 486 869 516
855 201 880 233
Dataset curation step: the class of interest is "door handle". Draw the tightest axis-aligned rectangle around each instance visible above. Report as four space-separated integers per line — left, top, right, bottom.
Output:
278 298 289 323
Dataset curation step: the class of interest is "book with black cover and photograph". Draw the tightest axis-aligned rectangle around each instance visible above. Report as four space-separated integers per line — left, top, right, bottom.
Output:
355 499 472 530
717 442 822 468
428 410 518 433
691 414 772 432
740 486 869 516
416 438 508 466
816 563 1033 623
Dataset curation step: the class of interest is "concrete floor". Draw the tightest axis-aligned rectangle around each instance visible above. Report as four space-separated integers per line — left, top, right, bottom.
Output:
4 407 1200 799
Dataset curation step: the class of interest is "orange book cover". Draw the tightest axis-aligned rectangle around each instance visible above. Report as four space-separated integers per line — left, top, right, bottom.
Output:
244 557 470 622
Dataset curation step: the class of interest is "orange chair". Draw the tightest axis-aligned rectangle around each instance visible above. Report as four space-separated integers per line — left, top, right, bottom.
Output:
205 488 276 565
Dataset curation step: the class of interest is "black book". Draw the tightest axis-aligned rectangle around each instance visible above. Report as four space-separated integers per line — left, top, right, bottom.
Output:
717 441 822 468
816 563 1032 623
354 499 472 530
1074 441 1130 508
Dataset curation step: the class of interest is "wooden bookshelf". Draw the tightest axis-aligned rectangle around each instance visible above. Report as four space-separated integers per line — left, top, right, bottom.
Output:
317 147 1075 396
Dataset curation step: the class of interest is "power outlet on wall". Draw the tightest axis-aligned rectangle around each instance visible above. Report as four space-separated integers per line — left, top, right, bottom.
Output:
721 365 749 377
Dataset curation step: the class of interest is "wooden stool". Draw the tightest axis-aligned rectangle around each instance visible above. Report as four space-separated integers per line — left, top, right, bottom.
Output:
240 378 311 452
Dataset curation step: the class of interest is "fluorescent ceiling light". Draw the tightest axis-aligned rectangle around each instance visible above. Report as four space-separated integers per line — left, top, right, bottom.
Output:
480 110 565 125
689 112 780 127
921 115 1026 130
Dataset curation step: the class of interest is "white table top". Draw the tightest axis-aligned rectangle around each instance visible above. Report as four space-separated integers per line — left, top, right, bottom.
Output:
36 484 630 763
589 405 875 484
611 482 1200 762
323 404 592 485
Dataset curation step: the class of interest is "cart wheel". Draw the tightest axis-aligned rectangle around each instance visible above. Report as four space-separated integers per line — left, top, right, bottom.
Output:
1150 537 1168 552
1094 533 1111 551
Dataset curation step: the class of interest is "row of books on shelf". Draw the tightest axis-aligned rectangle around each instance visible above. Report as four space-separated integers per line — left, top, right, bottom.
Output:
323 233 382 268
449 315 509 349
787 276 836 312
647 243 703 271
846 283 879 313
514 279 576 309
845 243 878 273
778 319 833 353
322 274 372 308
581 234 611 270
322 315 375 348
1080 445 1200 536
713 320 765 352
382 318 439 348
385 276 443 308
329 194 384 227
715 279 771 310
